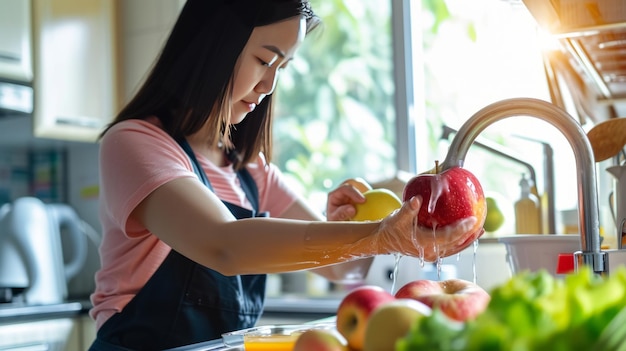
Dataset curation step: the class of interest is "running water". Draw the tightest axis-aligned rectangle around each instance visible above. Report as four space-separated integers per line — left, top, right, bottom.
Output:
411 216 426 267
405 173 449 283
472 239 479 284
427 173 450 271
390 253 403 294
426 173 449 214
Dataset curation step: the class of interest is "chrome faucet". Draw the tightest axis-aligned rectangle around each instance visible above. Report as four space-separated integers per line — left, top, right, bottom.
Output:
439 97 609 274
440 125 557 233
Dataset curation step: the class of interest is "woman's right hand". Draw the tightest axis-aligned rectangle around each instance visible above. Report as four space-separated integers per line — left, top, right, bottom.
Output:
373 196 483 262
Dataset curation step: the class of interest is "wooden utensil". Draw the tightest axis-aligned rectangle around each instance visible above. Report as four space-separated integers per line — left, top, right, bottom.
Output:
586 118 626 162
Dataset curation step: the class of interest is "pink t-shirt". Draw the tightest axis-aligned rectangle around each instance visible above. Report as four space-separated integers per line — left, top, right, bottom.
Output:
90 118 299 329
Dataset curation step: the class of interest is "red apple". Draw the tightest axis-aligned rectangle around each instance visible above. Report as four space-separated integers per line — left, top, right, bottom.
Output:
335 285 396 350
293 328 347 351
394 278 490 322
402 166 486 250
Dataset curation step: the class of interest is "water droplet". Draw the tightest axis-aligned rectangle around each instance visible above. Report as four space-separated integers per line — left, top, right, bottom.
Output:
431 226 441 261
436 257 443 280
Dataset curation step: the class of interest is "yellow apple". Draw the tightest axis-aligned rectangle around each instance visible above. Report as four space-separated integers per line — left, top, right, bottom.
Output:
293 328 347 351
363 298 432 351
342 177 373 194
352 188 402 221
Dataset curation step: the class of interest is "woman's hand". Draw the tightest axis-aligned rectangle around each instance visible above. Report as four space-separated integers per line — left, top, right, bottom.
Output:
326 183 366 221
373 196 483 262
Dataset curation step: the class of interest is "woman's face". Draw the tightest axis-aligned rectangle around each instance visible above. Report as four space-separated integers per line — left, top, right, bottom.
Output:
231 16 306 124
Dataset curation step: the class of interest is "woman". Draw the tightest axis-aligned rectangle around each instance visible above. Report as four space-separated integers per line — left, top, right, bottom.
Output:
89 0 480 349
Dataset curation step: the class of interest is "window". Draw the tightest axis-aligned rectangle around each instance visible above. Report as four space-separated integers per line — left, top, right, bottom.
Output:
411 0 581 235
273 0 397 211
273 0 587 236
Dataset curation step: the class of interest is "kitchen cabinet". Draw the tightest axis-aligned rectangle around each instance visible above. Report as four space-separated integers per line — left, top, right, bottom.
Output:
31 0 119 143
0 0 185 145
0 315 95 350
0 0 33 83
79 314 97 348
0 301 96 350
0 317 80 350
523 0 626 121
119 0 185 101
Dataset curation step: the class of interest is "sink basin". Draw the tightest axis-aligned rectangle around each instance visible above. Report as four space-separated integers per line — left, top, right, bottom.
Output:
499 235 581 276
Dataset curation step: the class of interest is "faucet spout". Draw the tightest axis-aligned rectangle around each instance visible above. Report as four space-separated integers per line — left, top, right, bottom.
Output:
440 97 606 273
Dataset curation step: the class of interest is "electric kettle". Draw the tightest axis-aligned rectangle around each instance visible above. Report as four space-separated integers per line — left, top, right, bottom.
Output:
0 197 87 305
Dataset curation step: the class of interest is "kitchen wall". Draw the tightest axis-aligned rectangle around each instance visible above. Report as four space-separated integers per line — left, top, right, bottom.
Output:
65 143 100 233
65 142 101 298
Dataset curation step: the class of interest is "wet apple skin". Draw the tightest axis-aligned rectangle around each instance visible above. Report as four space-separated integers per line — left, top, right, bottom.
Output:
403 167 486 232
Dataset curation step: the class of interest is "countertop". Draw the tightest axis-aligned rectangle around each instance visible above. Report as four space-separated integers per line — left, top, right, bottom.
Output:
263 296 341 314
0 297 340 350
0 300 89 324
0 296 340 324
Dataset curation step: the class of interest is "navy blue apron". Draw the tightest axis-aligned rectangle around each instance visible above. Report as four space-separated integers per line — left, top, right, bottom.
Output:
89 139 268 350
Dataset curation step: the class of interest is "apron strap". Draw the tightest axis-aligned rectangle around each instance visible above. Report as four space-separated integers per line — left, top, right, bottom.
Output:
177 138 266 216
236 165 262 216
177 138 214 191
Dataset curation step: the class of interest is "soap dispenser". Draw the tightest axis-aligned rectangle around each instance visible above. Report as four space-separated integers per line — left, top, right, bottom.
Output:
515 173 542 234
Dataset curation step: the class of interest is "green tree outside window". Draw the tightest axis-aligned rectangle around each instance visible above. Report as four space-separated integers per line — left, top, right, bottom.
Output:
273 0 396 210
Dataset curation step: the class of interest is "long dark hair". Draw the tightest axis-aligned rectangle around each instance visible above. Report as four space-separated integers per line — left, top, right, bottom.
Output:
103 0 320 169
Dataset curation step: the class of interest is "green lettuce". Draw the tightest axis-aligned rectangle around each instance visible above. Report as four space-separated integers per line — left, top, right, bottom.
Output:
397 267 626 351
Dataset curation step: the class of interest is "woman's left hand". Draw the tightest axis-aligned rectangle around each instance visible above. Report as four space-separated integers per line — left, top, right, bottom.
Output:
326 183 366 221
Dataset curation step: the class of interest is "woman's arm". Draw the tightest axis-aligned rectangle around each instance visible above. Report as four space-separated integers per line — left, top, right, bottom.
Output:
132 177 478 276
132 177 406 275
278 187 375 283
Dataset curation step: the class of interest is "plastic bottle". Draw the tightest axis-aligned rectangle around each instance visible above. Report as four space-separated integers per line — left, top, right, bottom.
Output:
514 173 542 234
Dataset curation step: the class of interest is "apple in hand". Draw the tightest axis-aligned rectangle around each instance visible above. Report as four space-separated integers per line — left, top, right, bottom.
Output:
394 278 490 321
363 298 432 351
352 188 402 221
336 285 396 350
293 328 347 351
402 166 487 250
341 177 373 194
